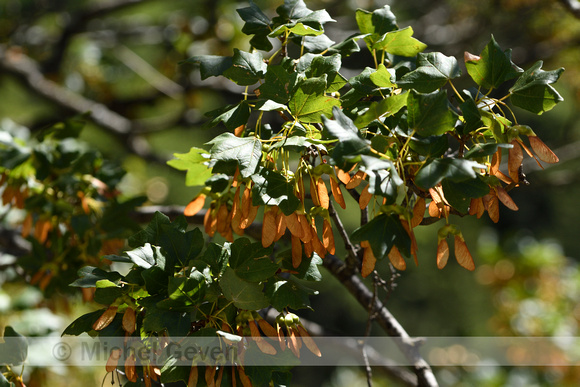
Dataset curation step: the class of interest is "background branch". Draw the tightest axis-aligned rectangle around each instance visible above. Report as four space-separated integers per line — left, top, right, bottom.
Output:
0 46 165 165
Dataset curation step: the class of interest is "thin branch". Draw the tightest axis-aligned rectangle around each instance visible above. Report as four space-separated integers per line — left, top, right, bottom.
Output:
42 0 148 73
322 254 439 387
3 202 437 385
328 200 360 271
0 46 165 165
263 309 419 387
114 45 184 99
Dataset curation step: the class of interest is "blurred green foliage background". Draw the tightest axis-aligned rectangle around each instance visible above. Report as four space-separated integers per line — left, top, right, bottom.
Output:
2 0 580 386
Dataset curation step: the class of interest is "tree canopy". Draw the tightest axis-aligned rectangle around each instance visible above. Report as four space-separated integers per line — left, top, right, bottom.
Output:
1 1 579 386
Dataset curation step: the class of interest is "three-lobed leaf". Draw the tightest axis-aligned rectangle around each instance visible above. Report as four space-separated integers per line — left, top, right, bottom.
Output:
509 60 565 114
206 132 262 178
398 52 461 93
407 90 456 136
465 35 522 89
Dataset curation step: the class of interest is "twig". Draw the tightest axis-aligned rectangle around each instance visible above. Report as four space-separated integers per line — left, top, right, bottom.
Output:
42 0 147 73
322 254 439 387
264 309 419 387
114 45 184 99
328 200 360 271
0 46 166 165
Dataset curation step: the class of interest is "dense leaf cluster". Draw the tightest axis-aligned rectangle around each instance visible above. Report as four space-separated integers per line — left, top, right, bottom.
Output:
0 0 563 386
0 117 144 294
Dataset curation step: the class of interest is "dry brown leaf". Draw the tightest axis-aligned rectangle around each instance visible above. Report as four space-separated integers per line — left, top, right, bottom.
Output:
483 192 500 223
215 367 224 387
241 186 251 218
125 354 137 382
92 306 118 331
494 169 513 185
469 197 485 218
105 349 122 372
188 366 198 387
274 211 287 241
298 214 312 243
288 327 300 358
311 226 326 258
240 204 258 229
285 212 304 239
216 203 229 235
335 167 351 185
122 307 136 334
309 176 320 207
490 149 501 176
21 214 32 238
257 319 278 338
237 366 252 387
428 200 441 218
234 124 245 137
205 365 216 387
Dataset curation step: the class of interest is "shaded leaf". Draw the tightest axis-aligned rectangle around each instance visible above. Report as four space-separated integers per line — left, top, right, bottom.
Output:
407 90 456 136
510 61 564 114
351 213 411 259
441 177 490 213
251 168 301 215
0 327 27 365
354 92 407 129
223 49 267 86
265 279 317 310
219 267 269 310
465 35 523 89
207 133 262 178
229 238 278 282
398 52 461 92
204 102 251 131
182 55 233 79
322 106 370 166
415 158 486 189
69 266 122 288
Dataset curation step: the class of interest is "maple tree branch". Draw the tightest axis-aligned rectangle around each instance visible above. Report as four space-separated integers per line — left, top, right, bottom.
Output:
328 201 361 272
0 46 166 165
322 254 439 387
148 206 437 386
2 204 436 386
42 0 148 73
263 309 419 387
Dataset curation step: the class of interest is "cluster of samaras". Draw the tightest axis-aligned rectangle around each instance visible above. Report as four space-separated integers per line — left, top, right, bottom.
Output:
184 130 558 275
